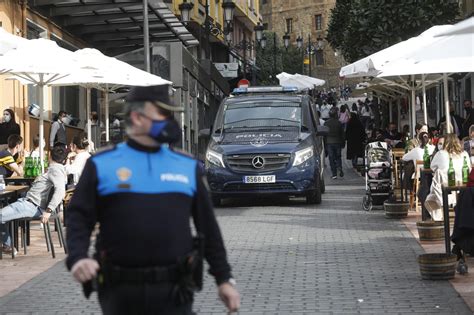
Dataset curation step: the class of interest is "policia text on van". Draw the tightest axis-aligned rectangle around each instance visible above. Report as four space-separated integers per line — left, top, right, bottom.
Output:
200 86 329 206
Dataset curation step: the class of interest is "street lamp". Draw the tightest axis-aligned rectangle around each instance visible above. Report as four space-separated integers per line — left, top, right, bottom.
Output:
254 22 264 42
283 33 290 50
178 0 193 24
296 36 303 49
222 0 236 26
260 35 267 49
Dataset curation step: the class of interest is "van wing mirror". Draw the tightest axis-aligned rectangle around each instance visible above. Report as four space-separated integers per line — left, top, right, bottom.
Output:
199 128 211 138
316 125 329 136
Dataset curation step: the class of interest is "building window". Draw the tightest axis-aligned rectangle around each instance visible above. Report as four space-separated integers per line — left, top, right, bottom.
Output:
286 18 293 33
215 0 219 21
263 23 268 30
315 14 322 30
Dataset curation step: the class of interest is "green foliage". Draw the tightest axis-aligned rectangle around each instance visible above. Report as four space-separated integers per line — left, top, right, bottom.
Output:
255 31 304 86
327 0 459 63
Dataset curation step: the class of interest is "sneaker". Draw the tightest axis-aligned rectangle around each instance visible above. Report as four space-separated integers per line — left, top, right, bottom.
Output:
339 168 344 177
331 175 337 180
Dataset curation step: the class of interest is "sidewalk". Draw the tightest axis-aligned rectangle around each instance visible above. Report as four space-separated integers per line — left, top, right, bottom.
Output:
0 223 66 297
402 213 474 311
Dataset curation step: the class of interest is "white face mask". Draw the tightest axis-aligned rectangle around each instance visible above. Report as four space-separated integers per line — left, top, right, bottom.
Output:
3 114 11 123
60 117 67 124
437 144 444 151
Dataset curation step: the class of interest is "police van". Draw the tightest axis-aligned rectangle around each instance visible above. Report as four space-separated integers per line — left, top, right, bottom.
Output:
199 86 328 206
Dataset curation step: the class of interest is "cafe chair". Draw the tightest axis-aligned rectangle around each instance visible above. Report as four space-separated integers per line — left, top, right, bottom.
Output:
17 203 67 259
412 160 424 212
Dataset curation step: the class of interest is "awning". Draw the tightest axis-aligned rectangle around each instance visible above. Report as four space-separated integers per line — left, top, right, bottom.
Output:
27 0 199 56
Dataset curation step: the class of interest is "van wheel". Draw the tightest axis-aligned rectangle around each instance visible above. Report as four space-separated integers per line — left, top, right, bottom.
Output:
306 176 322 204
320 175 326 194
212 196 221 207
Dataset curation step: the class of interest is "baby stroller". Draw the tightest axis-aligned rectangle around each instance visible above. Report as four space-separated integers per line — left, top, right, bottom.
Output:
362 141 393 211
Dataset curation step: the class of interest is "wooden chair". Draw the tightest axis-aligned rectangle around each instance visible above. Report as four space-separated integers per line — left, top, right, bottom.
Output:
412 160 424 212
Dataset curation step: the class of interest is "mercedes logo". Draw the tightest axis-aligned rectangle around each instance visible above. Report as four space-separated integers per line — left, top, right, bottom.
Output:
252 156 265 169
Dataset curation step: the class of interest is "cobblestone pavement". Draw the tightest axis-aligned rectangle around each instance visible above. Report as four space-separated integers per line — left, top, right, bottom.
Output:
0 160 471 314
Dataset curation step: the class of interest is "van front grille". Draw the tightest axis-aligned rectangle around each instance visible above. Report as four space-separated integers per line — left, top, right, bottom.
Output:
226 153 291 173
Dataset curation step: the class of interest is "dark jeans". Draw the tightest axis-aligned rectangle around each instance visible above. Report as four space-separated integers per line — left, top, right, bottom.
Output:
327 143 342 177
99 282 194 315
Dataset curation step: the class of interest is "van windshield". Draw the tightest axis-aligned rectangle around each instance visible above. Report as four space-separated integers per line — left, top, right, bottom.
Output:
223 101 301 131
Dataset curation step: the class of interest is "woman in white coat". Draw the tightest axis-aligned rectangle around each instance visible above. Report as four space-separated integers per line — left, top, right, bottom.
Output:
425 134 471 220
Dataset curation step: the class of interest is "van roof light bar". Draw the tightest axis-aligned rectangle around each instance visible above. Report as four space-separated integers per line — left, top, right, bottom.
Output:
232 86 299 95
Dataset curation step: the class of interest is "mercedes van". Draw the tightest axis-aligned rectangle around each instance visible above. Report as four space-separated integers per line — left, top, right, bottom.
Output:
200 86 328 206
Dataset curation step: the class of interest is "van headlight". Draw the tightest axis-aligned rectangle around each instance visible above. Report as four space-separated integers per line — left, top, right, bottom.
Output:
293 146 314 166
206 150 225 168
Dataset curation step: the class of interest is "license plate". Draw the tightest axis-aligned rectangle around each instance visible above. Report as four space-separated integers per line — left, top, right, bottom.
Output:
243 175 276 184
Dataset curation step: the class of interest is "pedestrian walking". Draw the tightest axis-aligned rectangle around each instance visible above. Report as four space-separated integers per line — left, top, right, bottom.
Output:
346 112 366 168
66 85 240 314
325 108 345 179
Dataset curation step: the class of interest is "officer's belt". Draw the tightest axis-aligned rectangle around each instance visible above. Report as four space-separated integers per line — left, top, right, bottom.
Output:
103 263 179 284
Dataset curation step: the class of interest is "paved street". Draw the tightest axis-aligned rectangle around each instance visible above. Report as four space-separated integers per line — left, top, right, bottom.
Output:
0 160 472 314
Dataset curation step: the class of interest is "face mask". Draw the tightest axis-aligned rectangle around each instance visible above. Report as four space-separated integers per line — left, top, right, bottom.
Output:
60 117 67 123
437 144 444 151
3 114 11 123
148 118 181 144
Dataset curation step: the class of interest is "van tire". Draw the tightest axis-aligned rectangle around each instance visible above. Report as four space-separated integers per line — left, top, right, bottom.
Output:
212 196 221 207
320 175 326 194
306 177 322 204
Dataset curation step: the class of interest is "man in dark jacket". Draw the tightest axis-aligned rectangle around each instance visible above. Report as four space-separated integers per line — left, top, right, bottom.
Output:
66 85 240 314
324 108 345 179
437 104 464 139
462 99 473 138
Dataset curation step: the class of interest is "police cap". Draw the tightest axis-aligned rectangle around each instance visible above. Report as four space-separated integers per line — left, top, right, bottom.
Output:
125 85 184 112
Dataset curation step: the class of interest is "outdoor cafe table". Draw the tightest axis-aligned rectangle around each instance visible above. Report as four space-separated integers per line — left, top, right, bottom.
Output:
0 185 29 259
418 169 433 221
392 148 405 188
5 176 36 186
441 184 468 255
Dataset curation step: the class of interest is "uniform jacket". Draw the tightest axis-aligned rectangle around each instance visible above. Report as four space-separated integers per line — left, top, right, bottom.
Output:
65 140 232 285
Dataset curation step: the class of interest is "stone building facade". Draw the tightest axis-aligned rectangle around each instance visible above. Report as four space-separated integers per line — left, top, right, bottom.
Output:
260 0 341 88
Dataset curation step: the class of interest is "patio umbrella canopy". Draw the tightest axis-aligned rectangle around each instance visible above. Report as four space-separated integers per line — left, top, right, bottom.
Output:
339 25 453 78
49 48 171 144
0 27 28 57
0 38 80 172
277 72 325 90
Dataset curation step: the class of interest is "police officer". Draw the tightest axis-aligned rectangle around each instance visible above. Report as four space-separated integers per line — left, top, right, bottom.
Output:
66 85 240 314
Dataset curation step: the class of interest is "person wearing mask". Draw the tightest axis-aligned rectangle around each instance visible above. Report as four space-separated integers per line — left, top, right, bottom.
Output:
0 146 67 255
437 104 464 139
66 85 240 314
325 108 345 179
432 135 445 158
462 100 473 138
0 134 24 178
425 134 471 220
50 111 68 148
345 112 366 168
0 109 21 151
65 133 91 186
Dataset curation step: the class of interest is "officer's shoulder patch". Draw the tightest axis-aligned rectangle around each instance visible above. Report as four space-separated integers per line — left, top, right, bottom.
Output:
169 147 196 160
92 144 117 157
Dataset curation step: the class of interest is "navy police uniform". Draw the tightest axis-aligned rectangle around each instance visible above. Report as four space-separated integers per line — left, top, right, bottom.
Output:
66 140 232 314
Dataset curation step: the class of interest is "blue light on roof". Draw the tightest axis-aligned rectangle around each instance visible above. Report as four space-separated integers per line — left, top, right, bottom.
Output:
231 86 299 94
